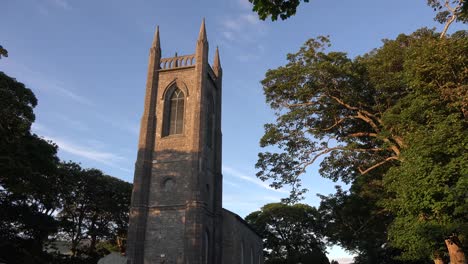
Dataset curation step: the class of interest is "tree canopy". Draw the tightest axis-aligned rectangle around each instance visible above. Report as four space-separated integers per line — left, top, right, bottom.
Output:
256 29 467 263
246 203 330 264
248 0 310 21
0 71 133 263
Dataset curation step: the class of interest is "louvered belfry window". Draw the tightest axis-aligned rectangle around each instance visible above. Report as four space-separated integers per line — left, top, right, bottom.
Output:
168 88 184 135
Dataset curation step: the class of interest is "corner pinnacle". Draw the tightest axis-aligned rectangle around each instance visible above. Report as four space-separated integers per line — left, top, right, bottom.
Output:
197 18 207 42
152 26 161 52
213 46 221 70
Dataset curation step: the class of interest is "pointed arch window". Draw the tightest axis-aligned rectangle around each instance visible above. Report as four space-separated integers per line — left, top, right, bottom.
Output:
165 88 185 135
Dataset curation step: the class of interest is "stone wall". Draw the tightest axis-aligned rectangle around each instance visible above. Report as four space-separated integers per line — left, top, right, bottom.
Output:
222 209 264 264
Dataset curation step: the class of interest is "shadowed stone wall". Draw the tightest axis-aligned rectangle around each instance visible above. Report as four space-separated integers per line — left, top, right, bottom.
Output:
222 210 264 264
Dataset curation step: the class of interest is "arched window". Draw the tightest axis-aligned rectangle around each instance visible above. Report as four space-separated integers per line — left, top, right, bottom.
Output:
166 88 185 135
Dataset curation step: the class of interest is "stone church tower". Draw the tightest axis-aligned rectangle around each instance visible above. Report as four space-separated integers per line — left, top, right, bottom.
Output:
126 20 263 264
126 20 223 264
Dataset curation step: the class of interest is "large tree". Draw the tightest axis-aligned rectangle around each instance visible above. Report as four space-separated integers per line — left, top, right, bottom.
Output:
246 203 329 264
0 71 61 263
256 29 467 263
57 162 132 257
382 30 467 263
0 71 133 263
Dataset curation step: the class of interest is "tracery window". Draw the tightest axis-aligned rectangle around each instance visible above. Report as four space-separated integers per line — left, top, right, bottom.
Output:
166 88 185 135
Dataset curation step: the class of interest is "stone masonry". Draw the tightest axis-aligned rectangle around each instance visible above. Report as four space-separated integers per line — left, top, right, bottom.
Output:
125 20 264 264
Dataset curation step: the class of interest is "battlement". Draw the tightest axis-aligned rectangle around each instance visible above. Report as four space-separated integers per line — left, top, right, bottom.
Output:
160 54 196 70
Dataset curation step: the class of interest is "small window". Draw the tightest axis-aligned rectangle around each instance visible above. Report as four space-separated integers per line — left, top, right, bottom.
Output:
165 88 185 135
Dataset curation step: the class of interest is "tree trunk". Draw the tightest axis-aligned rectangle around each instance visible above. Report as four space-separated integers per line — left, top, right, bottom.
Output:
433 257 445 264
445 237 467 264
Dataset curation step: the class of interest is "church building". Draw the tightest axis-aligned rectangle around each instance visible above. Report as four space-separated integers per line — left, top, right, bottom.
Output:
125 20 264 264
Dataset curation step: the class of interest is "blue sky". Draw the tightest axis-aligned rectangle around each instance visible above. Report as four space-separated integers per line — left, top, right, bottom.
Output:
1 0 464 262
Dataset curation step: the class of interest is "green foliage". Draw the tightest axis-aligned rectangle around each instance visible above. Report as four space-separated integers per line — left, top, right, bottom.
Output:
256 34 409 202
0 71 61 264
248 0 309 21
0 45 7 59
381 31 468 261
257 29 467 261
246 203 329 264
58 162 132 257
0 71 133 263
426 0 468 24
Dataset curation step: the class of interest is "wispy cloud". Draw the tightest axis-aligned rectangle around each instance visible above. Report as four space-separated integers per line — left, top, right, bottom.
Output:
42 134 131 173
51 83 92 105
32 122 50 134
220 13 266 43
95 113 139 136
53 113 90 131
48 0 72 10
222 14 259 31
224 179 240 187
222 165 287 193
237 0 253 10
5 62 92 106
218 11 267 62
222 193 282 217
224 194 280 204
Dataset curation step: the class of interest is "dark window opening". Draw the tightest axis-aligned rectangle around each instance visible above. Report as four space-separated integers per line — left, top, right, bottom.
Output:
166 88 185 135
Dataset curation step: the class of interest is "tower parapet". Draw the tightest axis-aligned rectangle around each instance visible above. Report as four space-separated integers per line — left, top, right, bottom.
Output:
160 54 196 70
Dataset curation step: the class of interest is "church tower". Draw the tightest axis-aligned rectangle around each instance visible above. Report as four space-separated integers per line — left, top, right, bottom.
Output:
126 20 223 264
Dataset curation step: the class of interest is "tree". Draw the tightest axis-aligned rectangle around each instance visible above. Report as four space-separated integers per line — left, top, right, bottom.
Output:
248 0 310 21
256 33 407 202
0 71 133 263
57 162 132 258
0 71 61 263
318 184 433 264
256 29 467 262
426 0 467 37
245 203 329 264
382 31 467 263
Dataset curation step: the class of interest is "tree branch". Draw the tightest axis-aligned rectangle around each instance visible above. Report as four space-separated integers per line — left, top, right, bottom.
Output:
346 132 379 138
328 94 383 125
440 0 462 38
358 156 399 175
